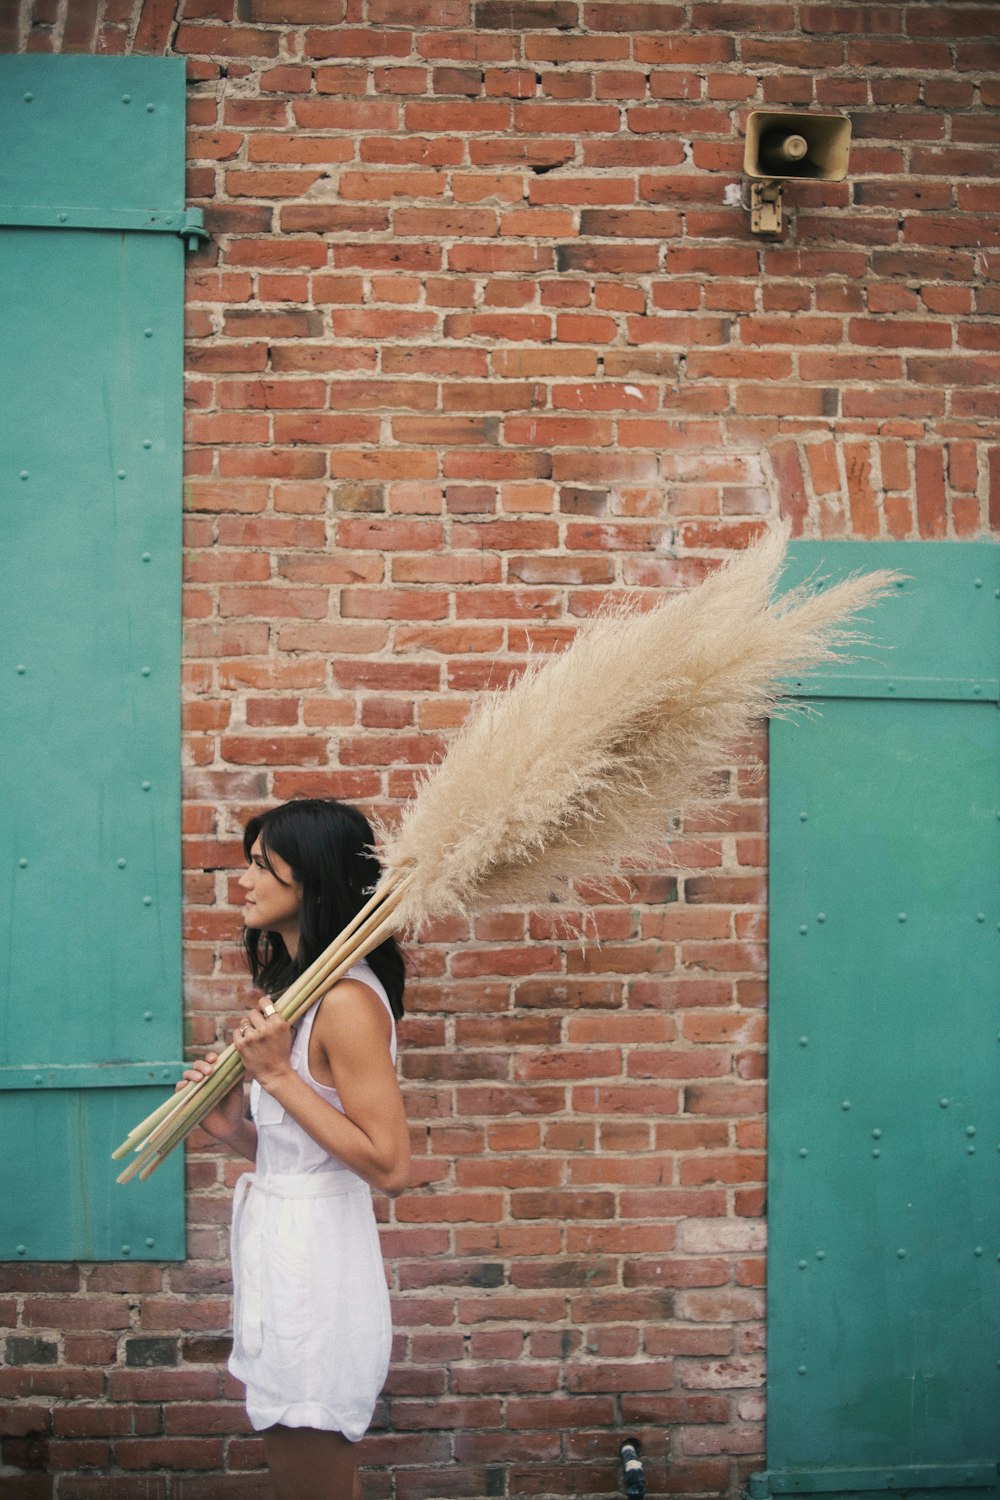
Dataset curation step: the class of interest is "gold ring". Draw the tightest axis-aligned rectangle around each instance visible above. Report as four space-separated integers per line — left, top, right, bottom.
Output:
262 1003 277 1017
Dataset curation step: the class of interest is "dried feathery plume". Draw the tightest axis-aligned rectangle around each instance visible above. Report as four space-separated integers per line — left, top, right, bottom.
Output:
380 524 897 930
115 524 898 1179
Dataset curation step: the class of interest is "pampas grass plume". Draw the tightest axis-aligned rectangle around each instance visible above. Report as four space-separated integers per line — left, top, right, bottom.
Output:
381 525 898 930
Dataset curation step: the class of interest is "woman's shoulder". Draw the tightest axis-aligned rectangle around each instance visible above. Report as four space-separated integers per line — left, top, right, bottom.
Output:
314 965 393 1043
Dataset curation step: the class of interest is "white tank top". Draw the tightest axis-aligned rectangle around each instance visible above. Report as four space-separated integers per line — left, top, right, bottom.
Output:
248 960 397 1179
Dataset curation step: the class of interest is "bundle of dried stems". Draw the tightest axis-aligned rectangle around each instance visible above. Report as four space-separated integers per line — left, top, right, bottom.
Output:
115 527 897 1181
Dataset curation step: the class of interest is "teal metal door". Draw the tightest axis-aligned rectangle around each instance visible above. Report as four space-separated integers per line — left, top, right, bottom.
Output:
761 544 1000 1500
0 57 200 1260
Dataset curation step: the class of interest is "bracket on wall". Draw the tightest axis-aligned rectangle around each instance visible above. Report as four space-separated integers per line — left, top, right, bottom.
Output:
750 180 784 235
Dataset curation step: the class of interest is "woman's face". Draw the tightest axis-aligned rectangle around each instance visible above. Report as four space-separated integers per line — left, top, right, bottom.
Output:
239 838 303 946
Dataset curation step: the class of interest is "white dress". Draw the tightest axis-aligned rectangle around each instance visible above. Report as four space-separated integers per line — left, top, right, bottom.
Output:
227 961 395 1440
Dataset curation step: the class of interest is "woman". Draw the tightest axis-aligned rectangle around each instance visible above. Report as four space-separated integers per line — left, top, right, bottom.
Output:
180 798 409 1500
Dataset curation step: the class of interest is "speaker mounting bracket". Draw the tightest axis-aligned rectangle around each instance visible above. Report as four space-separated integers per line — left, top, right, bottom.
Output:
750 179 784 235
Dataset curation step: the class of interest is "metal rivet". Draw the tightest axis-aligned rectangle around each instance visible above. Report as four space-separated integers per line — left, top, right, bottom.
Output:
117 469 126 480
16 664 26 675
799 1148 808 1158
888 683 896 693
144 328 153 338
799 924 808 936
16 1245 26 1255
940 1098 950 1108
144 1010 154 1021
117 858 127 869
142 552 152 562
23 93 32 103
872 1149 881 1158
966 1126 976 1137
143 896 152 907
872 1128 882 1139
816 1250 826 1260
19 858 28 869
799 811 808 821
798 1036 809 1047
142 780 152 791
141 666 151 677
974 578 983 589
122 94 131 103
898 913 907 923
142 439 152 450
58 212 67 222
34 1075 43 1085
977 913 986 923
145 1238 155 1248
797 1259 807 1269
897 1249 906 1259
146 103 155 112
967 1145 976 1155
974 1247 983 1257
841 1100 851 1111
973 684 982 695
798 1366 807 1376
121 1245 131 1255
19 470 29 480
816 913 826 923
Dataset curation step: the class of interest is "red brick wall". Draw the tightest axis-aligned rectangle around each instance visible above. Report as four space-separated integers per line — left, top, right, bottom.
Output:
1 2 998 1497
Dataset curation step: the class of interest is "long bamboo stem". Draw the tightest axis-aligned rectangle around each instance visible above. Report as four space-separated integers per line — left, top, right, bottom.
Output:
115 867 414 1183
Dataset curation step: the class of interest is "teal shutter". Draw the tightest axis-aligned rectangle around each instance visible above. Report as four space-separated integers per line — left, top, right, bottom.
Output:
0 57 200 1260
760 544 1000 1500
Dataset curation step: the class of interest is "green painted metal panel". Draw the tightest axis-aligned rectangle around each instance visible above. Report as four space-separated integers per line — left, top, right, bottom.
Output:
2 1088 184 1263
0 57 189 1261
764 543 1000 1500
0 55 186 213
777 542 999 692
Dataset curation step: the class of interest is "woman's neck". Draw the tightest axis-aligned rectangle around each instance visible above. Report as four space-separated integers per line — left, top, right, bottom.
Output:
277 925 299 960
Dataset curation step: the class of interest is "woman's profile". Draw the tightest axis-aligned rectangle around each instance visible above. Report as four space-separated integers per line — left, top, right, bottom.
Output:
179 797 409 1500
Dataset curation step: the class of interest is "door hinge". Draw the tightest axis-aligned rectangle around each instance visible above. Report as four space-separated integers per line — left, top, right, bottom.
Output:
0 202 208 250
0 1062 185 1090
749 1465 999 1498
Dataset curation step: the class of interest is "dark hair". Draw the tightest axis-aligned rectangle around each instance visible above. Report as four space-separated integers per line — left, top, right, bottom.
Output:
241 798 405 1020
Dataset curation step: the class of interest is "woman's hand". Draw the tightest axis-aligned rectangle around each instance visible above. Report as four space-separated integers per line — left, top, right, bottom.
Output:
233 998 294 1092
175 1053 245 1143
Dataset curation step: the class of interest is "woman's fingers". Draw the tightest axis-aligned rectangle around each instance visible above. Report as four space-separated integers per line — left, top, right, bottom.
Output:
175 1055 218 1091
234 1012 260 1051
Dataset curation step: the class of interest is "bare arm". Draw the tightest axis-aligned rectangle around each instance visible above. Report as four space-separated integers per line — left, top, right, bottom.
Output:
175 1054 258 1164
237 980 410 1196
